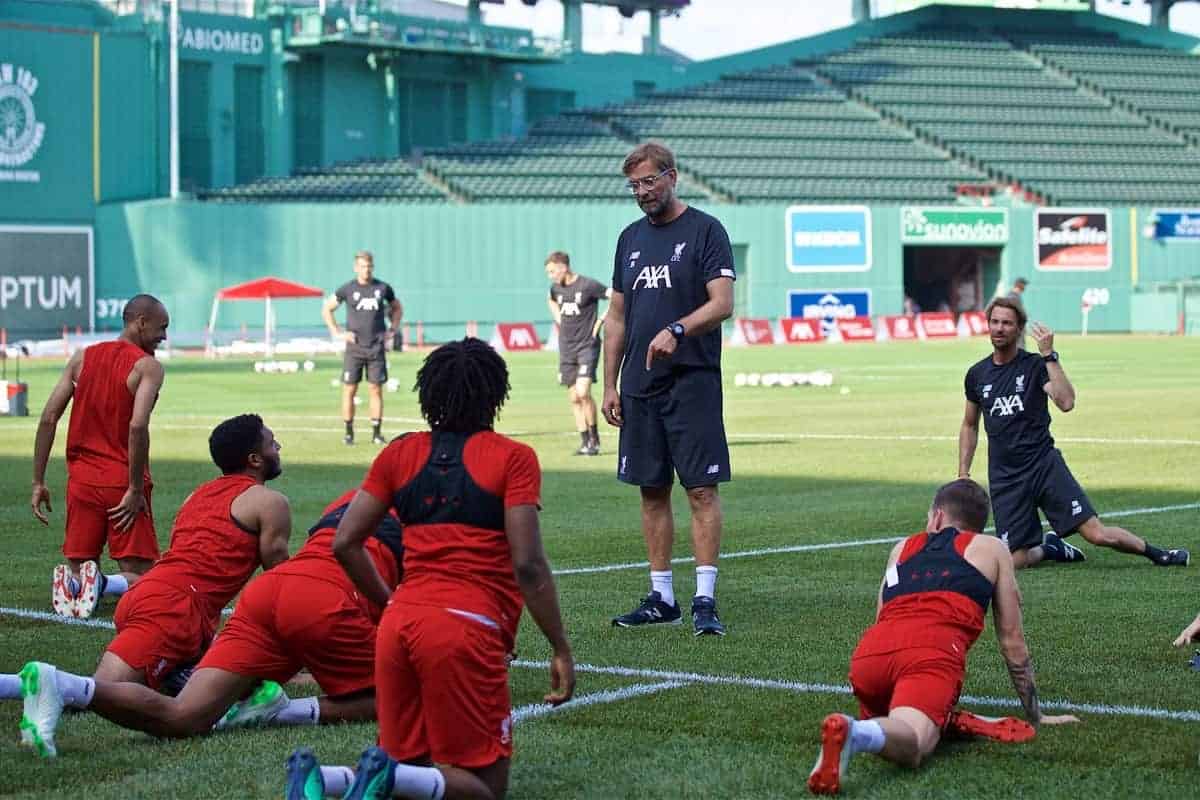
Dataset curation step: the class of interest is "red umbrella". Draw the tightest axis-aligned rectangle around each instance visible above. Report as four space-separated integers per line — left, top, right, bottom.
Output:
207 277 326 356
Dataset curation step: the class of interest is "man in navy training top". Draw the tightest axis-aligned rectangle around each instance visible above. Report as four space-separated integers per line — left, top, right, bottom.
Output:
601 141 736 637
958 296 1188 569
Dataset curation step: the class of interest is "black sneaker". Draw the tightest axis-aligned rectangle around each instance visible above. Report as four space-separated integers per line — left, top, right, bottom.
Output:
691 596 726 637
371 434 387 445
1042 532 1085 563
1154 548 1190 567
611 591 681 627
343 431 354 446
573 444 592 456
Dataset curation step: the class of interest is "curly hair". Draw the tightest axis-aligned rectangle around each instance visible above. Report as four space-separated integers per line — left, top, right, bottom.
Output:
415 338 510 432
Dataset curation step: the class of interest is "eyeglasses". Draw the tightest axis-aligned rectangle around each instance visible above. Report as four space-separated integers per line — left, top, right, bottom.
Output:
625 168 673 194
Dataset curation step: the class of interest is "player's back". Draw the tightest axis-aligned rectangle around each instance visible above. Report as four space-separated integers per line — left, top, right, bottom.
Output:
275 489 403 618
66 340 151 487
141 473 264 622
856 528 994 660
363 429 540 646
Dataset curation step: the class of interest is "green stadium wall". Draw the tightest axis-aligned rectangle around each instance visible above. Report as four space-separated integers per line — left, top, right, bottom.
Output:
87 200 1197 342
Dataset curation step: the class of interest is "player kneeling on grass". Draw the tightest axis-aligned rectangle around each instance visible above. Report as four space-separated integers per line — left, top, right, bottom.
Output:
807 478 1079 796
285 338 575 800
0 487 403 756
3 414 290 757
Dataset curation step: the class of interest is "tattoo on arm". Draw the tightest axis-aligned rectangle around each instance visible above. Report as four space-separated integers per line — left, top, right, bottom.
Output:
1006 657 1041 726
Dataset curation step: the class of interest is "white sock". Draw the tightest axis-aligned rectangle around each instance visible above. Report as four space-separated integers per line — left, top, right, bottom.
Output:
275 696 320 726
650 570 674 607
695 565 718 600
391 763 445 800
850 718 886 754
54 669 96 708
0 674 20 700
102 574 129 597
320 765 355 797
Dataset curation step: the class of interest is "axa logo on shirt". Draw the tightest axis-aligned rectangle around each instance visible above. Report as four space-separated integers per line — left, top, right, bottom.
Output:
632 264 672 290
989 394 1026 417
353 289 382 311
560 292 582 316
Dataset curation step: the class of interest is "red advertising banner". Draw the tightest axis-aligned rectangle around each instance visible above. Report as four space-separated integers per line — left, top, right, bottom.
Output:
779 318 824 344
490 323 542 352
958 311 987 336
834 316 876 342
917 312 958 339
730 318 776 346
879 315 918 340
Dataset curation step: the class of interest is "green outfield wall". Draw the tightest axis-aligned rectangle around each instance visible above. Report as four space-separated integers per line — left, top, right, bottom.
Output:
79 199 1197 343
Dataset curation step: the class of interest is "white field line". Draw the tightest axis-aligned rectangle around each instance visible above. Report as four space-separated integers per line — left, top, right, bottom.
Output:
552 501 1200 576
511 680 683 725
2 607 1196 722
126 423 1199 447
511 660 1200 723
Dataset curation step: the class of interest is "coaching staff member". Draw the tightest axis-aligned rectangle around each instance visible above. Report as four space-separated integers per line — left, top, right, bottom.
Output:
602 142 736 637
323 250 403 445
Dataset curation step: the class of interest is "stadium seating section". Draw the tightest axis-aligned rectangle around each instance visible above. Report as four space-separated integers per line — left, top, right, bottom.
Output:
203 21 1200 206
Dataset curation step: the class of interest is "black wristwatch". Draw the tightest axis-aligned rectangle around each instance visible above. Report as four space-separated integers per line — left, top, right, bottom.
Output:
667 322 686 340
1043 351 1059 363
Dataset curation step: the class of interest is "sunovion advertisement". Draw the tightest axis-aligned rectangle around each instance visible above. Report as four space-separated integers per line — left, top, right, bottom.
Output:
1035 209 1111 270
787 289 871 336
786 206 872 272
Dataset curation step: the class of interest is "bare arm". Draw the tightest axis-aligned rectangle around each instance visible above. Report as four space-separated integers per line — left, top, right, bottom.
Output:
645 277 734 370
591 288 612 338
323 295 353 342
1031 322 1074 412
958 400 981 478
388 297 403 330
103 357 164 532
1174 612 1200 647
247 488 292 569
506 504 575 705
547 296 562 325
876 540 905 620
31 352 82 524
333 490 393 608
601 291 626 428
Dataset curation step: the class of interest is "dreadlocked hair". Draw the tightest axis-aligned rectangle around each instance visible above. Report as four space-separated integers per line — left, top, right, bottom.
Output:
415 337 510 432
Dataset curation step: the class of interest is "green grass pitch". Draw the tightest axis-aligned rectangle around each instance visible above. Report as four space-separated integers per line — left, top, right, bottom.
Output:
0 334 1197 798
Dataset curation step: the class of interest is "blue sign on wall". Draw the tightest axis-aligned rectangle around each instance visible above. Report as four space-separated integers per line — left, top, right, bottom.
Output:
787 289 872 336
786 205 872 272
1152 209 1200 240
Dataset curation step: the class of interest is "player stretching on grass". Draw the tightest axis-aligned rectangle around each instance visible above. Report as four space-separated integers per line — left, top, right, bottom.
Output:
4 488 401 751
807 479 1079 795
285 338 574 800
32 295 169 619
958 297 1188 569
11 415 289 757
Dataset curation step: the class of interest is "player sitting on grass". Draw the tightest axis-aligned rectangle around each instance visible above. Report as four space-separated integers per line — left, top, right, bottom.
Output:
2 487 403 756
2 414 290 757
807 479 1079 796
284 338 574 800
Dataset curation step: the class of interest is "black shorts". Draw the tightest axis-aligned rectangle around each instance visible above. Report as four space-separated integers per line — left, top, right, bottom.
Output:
558 340 601 386
342 335 388 385
990 449 1096 552
617 368 731 489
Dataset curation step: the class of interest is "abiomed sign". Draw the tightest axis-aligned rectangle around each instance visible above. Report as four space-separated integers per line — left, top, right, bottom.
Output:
0 63 46 183
900 207 1009 246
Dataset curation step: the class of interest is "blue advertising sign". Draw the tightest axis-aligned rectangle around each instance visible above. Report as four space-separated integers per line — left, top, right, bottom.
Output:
1153 209 1200 240
786 205 872 272
787 289 872 336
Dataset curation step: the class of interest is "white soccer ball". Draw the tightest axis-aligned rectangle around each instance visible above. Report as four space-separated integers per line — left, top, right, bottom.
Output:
734 373 747 387
253 361 264 373
352 396 362 406
747 373 761 387
385 378 400 393
303 360 315 372
779 373 795 387
329 378 340 388
840 386 851 396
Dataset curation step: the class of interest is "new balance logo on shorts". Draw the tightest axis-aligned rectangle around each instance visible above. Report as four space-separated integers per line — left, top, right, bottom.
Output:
706 464 720 475
989 394 1025 417
620 456 628 474
1071 499 1082 516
